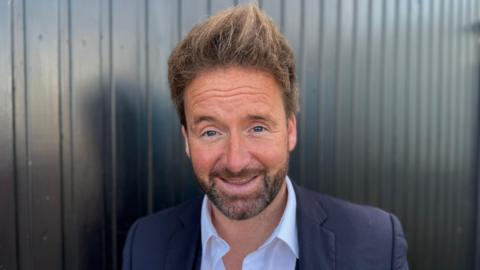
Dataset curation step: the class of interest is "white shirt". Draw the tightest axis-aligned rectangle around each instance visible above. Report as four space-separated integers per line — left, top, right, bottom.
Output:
200 177 299 270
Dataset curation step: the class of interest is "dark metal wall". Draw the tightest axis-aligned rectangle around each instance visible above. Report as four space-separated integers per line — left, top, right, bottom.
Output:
1 0 479 269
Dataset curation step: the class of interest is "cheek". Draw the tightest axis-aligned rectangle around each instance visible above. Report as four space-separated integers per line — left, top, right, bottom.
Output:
189 143 220 176
249 139 289 168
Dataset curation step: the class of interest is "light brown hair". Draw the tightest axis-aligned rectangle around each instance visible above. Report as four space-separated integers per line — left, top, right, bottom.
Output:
168 3 298 126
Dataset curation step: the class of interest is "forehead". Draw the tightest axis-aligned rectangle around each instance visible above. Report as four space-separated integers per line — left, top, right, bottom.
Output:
184 67 285 118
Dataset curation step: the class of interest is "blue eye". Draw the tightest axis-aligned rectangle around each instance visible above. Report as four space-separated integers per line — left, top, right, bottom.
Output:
202 130 218 137
252 126 266 133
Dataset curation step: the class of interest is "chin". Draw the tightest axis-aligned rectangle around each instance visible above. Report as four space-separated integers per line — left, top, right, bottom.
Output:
200 167 288 220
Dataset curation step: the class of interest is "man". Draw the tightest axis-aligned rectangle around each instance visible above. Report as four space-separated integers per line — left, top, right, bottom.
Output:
122 4 409 270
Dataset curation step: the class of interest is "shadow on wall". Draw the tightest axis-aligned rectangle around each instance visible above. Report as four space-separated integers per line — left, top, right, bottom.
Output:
83 75 200 268
76 77 151 269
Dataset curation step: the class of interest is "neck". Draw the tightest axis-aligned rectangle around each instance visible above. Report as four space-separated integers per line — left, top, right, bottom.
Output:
210 181 288 255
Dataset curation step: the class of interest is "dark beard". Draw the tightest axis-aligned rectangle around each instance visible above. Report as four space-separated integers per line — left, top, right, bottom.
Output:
197 160 288 220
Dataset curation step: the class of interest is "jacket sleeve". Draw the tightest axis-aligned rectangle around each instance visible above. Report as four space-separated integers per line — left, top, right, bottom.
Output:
122 220 140 270
390 214 409 270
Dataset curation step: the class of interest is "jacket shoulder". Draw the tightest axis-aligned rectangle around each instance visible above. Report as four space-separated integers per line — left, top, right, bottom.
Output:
296 185 409 269
122 197 203 270
297 186 393 233
133 197 202 234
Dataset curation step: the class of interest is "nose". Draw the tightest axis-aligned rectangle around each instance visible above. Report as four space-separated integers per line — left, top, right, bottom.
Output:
224 131 251 173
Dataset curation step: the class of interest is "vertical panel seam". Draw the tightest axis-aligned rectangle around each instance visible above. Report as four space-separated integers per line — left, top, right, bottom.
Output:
316 0 325 191
365 0 373 201
57 0 66 268
451 0 463 267
443 0 455 267
332 0 342 195
464 0 477 267
68 0 75 265
412 0 424 264
432 0 445 263
298 0 305 182
177 0 184 201
475 0 480 266
280 0 285 33
392 0 400 214
108 0 117 268
403 0 412 242
424 1 435 267
100 0 110 268
10 0 20 268
145 0 154 214
379 0 388 206
206 0 211 16
349 0 358 200
22 0 33 266
378 0 387 208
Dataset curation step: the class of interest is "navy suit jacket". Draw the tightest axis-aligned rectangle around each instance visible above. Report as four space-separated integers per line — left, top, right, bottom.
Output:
122 182 409 270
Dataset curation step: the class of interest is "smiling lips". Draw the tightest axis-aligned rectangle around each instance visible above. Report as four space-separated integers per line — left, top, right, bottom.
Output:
219 175 258 185
216 175 261 195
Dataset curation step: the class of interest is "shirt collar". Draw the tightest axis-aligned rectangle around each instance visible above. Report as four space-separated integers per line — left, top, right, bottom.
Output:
200 191 220 251
200 176 299 258
273 176 299 257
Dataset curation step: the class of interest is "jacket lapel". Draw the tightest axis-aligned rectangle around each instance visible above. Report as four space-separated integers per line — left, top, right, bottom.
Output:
164 198 202 270
294 183 335 270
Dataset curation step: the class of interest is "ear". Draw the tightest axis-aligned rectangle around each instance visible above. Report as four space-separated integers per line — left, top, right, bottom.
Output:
181 125 191 158
287 114 297 152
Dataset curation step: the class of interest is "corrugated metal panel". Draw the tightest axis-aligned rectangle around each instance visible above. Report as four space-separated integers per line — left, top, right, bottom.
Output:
0 1 17 270
0 0 479 269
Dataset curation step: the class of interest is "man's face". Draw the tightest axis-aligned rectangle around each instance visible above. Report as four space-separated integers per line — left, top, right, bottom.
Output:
182 67 297 220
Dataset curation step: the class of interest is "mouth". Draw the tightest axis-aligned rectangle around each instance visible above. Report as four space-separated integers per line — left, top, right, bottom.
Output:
220 175 257 185
215 175 260 195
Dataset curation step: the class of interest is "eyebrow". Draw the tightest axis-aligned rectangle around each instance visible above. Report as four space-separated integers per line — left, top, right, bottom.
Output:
191 114 276 127
247 114 277 126
193 115 217 126
247 114 269 121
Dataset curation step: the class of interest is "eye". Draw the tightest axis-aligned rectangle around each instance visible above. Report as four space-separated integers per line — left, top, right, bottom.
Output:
251 126 266 133
201 130 219 137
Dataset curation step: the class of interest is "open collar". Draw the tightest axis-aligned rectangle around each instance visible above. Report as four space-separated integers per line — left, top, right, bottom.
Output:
200 176 300 265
